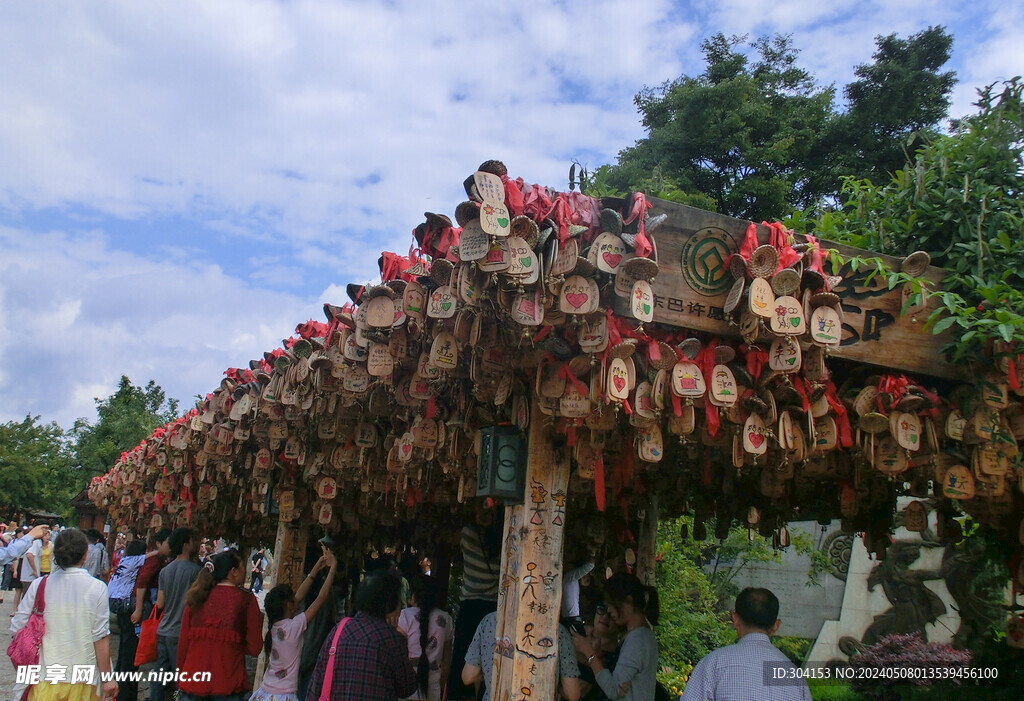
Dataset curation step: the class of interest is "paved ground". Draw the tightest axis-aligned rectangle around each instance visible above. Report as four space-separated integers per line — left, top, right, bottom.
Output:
0 590 267 701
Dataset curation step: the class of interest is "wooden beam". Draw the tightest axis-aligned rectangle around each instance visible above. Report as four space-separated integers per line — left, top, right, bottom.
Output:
635 494 658 587
648 197 957 379
256 519 309 687
491 394 570 701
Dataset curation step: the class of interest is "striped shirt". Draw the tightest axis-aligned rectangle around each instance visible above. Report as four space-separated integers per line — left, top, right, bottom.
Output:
459 525 499 601
681 632 811 701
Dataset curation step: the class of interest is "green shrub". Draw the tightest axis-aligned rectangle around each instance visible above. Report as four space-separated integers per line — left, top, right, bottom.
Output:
775 636 813 666
654 517 735 692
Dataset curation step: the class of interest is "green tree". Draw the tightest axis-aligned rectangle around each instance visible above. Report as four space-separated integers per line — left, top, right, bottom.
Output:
608 33 835 221
793 78 1024 363
820 26 956 190
597 29 955 219
0 415 76 516
655 516 828 692
72 375 180 476
655 516 734 693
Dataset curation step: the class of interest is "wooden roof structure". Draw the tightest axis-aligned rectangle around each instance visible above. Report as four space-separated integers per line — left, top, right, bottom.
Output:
89 163 1023 698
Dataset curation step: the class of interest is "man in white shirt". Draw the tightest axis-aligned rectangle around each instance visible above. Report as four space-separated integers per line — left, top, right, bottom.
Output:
682 587 811 701
83 529 109 580
0 524 48 566
560 557 595 621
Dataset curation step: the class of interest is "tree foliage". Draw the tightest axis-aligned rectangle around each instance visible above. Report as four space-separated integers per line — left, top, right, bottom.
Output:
607 33 834 221
791 78 1024 364
71 375 179 476
655 516 827 693
829 26 956 184
0 415 76 516
594 28 955 219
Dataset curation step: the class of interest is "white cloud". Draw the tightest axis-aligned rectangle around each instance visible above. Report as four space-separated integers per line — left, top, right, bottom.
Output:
0 0 1022 432
0 0 695 286
0 227 309 428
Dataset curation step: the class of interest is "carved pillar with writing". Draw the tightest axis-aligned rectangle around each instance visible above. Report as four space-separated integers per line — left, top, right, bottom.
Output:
255 519 309 686
491 394 570 701
636 494 658 587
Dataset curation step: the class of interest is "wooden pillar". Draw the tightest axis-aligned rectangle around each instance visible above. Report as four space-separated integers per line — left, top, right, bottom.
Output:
491 395 570 701
255 518 308 685
635 494 658 587
271 520 309 590
492 503 525 696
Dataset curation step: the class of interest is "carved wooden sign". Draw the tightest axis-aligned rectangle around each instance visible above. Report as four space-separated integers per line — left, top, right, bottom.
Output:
648 197 956 378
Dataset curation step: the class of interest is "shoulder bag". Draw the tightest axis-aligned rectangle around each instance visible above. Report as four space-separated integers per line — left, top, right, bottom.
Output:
8 576 47 667
317 617 352 701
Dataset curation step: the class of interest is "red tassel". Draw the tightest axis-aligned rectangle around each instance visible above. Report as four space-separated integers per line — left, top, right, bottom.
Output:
595 453 606 512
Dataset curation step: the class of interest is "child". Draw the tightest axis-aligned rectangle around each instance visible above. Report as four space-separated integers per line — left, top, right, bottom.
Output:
250 545 337 701
397 574 453 701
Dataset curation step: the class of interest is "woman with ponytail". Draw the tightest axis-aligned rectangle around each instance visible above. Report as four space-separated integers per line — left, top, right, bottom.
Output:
176 550 263 701
250 545 337 701
572 574 659 701
396 574 452 701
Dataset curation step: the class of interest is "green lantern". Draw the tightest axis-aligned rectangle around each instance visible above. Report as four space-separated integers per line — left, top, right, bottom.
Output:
476 426 527 503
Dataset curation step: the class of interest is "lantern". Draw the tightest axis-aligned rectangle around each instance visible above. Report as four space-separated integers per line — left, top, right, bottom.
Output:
476 426 527 503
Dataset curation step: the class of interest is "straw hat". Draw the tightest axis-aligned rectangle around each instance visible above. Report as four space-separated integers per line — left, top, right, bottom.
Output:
900 251 931 277
771 268 801 296
749 245 779 278
510 215 540 249
724 278 745 314
728 254 748 279
622 256 659 281
478 159 508 177
599 208 623 235
677 338 702 360
455 201 480 226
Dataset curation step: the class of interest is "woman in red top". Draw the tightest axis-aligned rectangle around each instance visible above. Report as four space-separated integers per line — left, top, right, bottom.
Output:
177 550 263 701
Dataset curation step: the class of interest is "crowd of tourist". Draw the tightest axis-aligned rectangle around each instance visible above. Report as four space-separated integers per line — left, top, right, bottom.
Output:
1 509 809 701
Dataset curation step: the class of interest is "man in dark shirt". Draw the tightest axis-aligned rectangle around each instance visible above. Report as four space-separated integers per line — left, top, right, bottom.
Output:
131 528 171 627
150 528 200 701
306 570 416 701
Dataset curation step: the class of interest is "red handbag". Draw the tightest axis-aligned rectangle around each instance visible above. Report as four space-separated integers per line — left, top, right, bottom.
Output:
8 576 47 667
134 605 162 666
317 617 351 701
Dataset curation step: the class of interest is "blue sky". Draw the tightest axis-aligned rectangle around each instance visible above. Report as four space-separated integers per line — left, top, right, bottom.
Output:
1 0 1021 429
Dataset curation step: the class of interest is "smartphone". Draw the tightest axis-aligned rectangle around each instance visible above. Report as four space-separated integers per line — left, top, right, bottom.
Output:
568 619 587 637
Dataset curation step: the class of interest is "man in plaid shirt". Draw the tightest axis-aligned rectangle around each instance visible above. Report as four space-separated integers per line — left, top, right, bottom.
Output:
306 570 417 701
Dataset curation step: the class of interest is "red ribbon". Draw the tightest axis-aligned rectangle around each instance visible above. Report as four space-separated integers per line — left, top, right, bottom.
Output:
877 375 910 408
767 221 801 272
621 193 653 257
558 364 589 397
521 182 554 223
744 345 768 383
824 381 853 447
804 234 827 285
501 175 526 217
739 222 759 262
594 452 606 512
695 343 720 437
295 320 329 340
1009 357 1020 390
380 251 412 282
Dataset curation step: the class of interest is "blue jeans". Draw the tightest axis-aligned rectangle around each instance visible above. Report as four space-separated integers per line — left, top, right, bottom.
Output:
149 635 179 701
